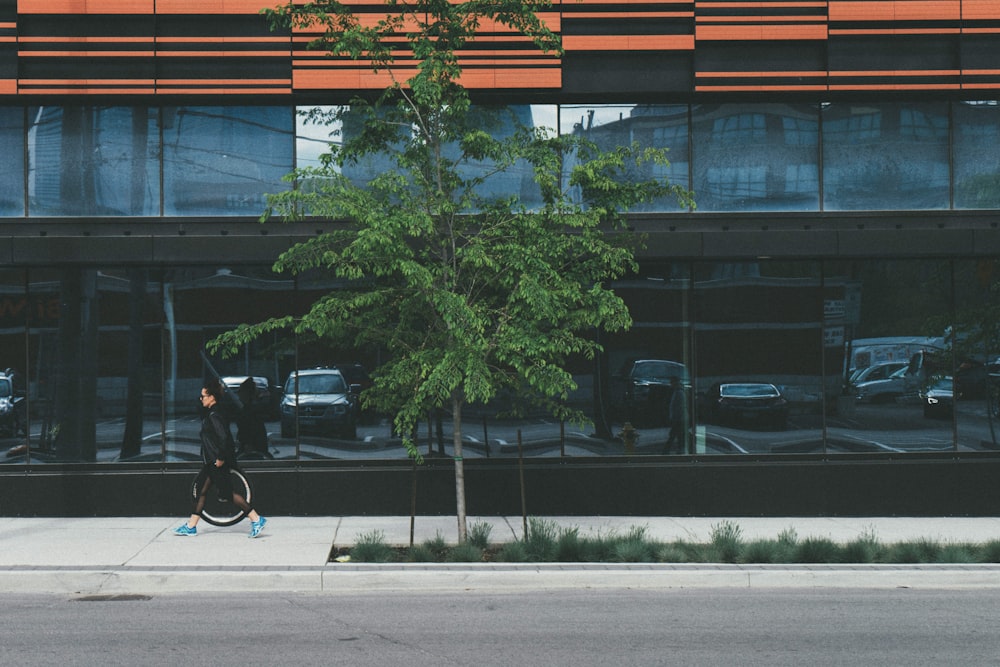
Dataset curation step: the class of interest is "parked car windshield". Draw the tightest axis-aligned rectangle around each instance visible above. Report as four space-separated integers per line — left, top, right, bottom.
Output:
0 378 10 398
288 374 347 395
721 384 779 398
630 361 688 381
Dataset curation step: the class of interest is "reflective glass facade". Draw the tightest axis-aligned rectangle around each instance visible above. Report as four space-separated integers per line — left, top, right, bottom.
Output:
0 257 995 465
0 100 997 469
4 101 1000 218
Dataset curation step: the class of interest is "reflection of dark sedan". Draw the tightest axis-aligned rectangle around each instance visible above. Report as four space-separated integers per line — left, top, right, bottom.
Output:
920 376 954 419
701 382 789 430
609 359 690 425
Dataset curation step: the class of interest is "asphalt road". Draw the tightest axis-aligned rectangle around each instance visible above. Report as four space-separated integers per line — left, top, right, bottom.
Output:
3 588 998 666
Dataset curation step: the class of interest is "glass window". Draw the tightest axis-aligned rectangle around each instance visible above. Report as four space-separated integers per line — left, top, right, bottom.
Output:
952 260 1000 452
163 106 293 216
0 108 24 216
296 104 554 212
822 102 949 210
954 101 1000 209
826 259 955 453
0 270 27 465
560 104 690 212
600 265 693 452
692 103 819 212
27 106 159 216
691 261 824 455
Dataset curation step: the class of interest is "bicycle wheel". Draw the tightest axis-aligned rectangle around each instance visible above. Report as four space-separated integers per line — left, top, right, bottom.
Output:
193 468 253 527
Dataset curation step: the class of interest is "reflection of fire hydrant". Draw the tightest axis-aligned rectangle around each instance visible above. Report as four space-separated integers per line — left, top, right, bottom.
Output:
618 421 638 454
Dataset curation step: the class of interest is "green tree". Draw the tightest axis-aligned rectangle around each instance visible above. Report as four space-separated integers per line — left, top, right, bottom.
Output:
211 0 690 540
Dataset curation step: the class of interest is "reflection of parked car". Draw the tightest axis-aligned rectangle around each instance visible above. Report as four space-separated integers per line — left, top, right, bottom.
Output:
609 359 689 424
920 376 955 419
0 369 25 437
281 368 359 439
855 367 908 403
850 361 908 386
221 376 282 421
700 382 789 430
330 363 373 393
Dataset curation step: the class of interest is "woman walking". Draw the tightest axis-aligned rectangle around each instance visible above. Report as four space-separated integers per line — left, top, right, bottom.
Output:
174 381 267 538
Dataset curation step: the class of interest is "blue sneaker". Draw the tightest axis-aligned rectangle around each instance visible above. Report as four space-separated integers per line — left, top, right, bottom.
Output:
173 523 197 537
249 516 267 538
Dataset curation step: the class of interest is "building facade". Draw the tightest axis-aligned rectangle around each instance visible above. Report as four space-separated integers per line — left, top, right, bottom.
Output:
1 1 1000 515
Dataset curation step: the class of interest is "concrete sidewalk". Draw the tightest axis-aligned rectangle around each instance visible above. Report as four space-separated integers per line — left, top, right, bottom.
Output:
1 516 999 595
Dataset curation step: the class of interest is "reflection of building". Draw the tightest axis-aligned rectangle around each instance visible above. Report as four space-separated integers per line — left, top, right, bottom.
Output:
1 3 1000 515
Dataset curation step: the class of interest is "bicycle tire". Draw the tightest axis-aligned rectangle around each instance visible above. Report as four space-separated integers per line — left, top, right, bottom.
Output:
193 468 253 527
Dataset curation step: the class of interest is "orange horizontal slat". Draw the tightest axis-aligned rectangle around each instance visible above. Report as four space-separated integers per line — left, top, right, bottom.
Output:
157 79 291 85
829 83 962 90
830 69 960 76
19 51 156 57
895 0 960 21
157 51 286 57
697 70 829 78
568 12 695 18
20 88 157 94
828 1 895 22
488 69 561 88
964 0 1000 20
576 0 691 4
19 37 155 43
21 78 155 84
563 35 694 50
157 0 274 12
696 84 829 91
0 80 15 94
18 0 154 12
156 37 288 44
153 88 293 94
698 16 824 23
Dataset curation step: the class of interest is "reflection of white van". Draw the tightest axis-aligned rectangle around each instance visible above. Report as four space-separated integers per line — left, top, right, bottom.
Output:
845 336 945 377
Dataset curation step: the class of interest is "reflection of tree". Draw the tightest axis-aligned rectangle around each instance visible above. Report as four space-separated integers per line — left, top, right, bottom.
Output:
52 269 98 461
955 174 1000 209
937 261 1000 446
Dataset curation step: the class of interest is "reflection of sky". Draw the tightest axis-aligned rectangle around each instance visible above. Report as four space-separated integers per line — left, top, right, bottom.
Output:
560 105 636 133
295 105 559 169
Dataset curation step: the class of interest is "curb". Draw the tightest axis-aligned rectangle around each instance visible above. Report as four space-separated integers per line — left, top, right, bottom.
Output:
5 563 1000 595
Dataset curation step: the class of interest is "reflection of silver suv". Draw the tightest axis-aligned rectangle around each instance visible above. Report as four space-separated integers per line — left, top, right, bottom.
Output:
281 368 359 439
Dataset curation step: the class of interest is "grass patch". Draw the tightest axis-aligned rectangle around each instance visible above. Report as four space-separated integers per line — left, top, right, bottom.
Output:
335 521 1000 565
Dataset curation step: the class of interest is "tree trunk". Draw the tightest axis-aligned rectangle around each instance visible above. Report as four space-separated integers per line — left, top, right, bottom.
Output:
452 395 467 542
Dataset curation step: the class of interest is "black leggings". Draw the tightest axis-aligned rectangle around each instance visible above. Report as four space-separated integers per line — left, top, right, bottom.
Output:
192 465 253 517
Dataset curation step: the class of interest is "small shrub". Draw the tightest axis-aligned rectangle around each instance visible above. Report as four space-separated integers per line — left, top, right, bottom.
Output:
794 537 840 563
777 527 798 546
841 528 880 563
407 544 437 562
524 518 560 561
884 538 941 564
555 527 585 562
467 521 493 550
613 537 656 563
710 520 744 563
447 542 484 562
581 534 619 563
742 539 779 564
422 532 449 561
979 539 1000 563
656 543 690 563
936 543 975 564
496 541 529 562
352 530 395 563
